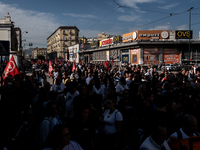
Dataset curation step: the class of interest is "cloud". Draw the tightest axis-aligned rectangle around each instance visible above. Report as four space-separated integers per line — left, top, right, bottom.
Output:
175 25 188 30
0 2 60 47
63 13 97 19
149 25 170 30
158 3 179 10
118 15 139 22
118 0 158 9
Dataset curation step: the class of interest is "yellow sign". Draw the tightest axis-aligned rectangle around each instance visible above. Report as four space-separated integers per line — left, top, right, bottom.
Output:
175 30 193 39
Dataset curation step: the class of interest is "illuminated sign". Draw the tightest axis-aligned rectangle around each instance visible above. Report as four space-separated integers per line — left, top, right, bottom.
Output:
101 38 113 47
175 30 193 39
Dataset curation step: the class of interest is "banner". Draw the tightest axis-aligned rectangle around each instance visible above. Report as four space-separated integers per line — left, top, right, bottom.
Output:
48 60 53 77
2 55 21 84
72 60 75 71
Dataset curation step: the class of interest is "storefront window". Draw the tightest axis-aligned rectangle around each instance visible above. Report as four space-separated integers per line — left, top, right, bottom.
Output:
155 55 159 61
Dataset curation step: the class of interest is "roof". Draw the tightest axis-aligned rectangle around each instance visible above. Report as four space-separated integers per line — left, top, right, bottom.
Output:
47 26 80 40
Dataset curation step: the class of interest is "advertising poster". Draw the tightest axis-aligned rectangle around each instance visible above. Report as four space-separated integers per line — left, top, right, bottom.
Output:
143 48 160 64
122 54 129 64
130 49 139 64
163 48 179 64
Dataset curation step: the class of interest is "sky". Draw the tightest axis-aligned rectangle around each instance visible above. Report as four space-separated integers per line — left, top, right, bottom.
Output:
0 0 200 48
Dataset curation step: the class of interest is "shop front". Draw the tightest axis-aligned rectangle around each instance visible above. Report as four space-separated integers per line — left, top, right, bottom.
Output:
143 48 160 64
130 49 139 64
163 48 180 64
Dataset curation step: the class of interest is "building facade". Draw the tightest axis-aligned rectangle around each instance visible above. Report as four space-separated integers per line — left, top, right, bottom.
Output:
32 47 47 59
47 26 79 60
14 27 22 52
0 13 19 66
97 32 108 41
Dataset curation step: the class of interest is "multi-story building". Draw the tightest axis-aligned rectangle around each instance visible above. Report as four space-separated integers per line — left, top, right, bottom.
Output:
78 37 87 44
32 47 47 59
47 26 79 60
0 13 19 65
97 32 108 41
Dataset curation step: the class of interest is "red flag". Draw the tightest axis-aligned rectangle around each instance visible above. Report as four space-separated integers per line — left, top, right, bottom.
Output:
112 59 115 67
31 61 34 64
2 55 21 84
72 60 75 71
48 60 53 77
44 60 47 64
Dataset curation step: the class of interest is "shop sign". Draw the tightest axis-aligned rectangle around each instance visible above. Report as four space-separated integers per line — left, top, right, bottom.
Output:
175 30 193 39
139 33 159 37
102 38 113 47
131 49 139 54
90 42 98 49
122 54 129 63
113 36 122 44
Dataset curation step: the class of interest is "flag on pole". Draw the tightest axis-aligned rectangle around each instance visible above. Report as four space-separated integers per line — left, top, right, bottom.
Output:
2 55 21 85
48 60 53 77
72 60 75 71
111 59 115 67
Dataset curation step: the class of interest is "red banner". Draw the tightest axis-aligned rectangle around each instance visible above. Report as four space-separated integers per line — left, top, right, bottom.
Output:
48 60 53 77
3 55 21 84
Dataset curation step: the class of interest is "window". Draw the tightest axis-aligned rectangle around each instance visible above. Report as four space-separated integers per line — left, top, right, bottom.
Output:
70 30 72 33
155 55 159 61
63 30 65 33
63 36 66 40
70 42 72 45
70 36 72 40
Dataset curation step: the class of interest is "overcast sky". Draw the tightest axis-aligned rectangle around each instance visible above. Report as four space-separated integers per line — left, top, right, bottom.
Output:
0 0 200 47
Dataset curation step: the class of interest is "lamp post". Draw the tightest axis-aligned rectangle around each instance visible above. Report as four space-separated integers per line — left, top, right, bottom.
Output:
21 31 28 70
188 7 193 65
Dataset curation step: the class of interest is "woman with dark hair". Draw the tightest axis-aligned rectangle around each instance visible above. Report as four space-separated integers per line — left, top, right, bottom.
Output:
93 78 105 100
40 101 62 147
100 95 123 150
43 124 83 150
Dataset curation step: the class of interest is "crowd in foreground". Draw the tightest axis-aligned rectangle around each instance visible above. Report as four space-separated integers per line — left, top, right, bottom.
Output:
1 61 200 150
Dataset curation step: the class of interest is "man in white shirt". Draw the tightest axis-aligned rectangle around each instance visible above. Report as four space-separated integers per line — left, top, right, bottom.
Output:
86 73 92 85
140 123 170 150
51 77 66 98
65 82 79 119
115 76 129 102
168 114 199 141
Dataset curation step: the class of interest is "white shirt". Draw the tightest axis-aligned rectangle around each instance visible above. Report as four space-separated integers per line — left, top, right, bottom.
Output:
115 82 129 101
86 77 92 85
65 91 79 118
140 136 170 150
103 109 123 134
168 128 198 140
43 140 83 150
51 83 66 97
53 72 58 79
93 85 105 100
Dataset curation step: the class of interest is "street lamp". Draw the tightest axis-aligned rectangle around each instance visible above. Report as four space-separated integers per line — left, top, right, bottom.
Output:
188 7 193 65
21 31 28 70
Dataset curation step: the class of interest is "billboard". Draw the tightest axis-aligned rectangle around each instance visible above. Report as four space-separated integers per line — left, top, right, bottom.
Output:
175 30 193 39
101 38 113 47
122 30 169 42
0 41 9 55
90 42 99 49
113 36 122 44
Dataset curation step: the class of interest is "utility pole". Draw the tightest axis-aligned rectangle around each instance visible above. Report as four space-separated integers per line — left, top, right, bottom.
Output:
188 7 194 65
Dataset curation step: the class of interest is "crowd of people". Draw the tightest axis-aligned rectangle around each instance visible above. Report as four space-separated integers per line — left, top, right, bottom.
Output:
1 60 200 150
